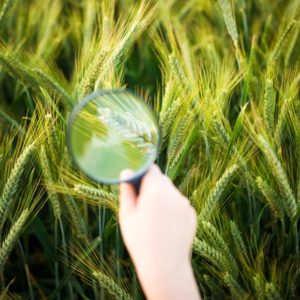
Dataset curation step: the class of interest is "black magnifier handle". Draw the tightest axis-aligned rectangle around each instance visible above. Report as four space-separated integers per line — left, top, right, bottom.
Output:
129 176 143 196
131 176 142 196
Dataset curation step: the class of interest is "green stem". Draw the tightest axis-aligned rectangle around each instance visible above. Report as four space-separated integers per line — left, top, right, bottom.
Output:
18 240 35 300
58 217 74 300
116 224 121 284
54 219 60 300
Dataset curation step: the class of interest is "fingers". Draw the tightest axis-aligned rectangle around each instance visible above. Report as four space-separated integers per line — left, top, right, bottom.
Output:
119 169 137 215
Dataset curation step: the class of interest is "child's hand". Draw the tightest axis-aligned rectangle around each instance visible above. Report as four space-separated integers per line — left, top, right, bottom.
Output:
119 164 201 300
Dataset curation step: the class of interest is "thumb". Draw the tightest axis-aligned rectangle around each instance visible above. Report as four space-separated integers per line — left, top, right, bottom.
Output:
119 169 137 215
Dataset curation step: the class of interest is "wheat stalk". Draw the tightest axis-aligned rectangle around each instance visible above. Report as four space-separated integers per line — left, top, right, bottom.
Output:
0 209 30 270
0 143 35 226
0 0 14 27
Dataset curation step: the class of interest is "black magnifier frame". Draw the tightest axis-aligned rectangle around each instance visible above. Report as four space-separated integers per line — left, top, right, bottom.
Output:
66 89 161 187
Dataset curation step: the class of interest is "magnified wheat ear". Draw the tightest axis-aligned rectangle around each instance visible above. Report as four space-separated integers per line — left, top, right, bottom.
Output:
99 107 156 154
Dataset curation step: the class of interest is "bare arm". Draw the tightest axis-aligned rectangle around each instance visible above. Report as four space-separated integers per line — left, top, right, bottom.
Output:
118 164 201 300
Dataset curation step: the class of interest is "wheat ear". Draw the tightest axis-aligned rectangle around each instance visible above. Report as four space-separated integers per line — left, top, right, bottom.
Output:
166 125 198 180
229 220 248 260
74 184 117 201
265 282 282 300
271 20 296 62
256 177 284 221
274 97 292 143
263 79 275 132
0 209 30 269
33 68 73 106
64 196 87 238
78 50 107 98
284 24 299 66
223 272 245 298
0 143 35 226
39 145 61 219
167 113 193 163
218 0 238 49
201 221 238 275
169 54 189 89
198 165 239 221
258 135 297 221
0 51 39 90
92 270 133 300
193 237 228 270
253 273 266 299
160 100 181 141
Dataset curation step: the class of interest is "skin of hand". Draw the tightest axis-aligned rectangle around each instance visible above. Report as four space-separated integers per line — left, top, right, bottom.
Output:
118 164 201 300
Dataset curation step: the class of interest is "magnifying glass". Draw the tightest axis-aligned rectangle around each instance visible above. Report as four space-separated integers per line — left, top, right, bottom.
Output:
67 89 161 194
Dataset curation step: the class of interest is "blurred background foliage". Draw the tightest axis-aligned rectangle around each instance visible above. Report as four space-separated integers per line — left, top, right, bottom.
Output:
0 0 299 299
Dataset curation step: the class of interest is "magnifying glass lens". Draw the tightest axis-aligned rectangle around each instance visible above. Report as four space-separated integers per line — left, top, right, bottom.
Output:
68 90 160 184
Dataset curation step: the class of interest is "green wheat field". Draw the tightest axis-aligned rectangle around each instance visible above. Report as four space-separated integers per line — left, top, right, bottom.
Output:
0 0 299 299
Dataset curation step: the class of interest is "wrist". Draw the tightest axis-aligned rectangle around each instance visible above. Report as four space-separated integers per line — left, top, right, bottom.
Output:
135 258 200 300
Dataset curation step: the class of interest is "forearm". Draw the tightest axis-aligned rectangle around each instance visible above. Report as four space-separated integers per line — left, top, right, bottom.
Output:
135 259 201 300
